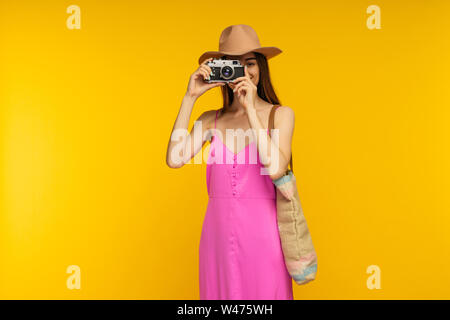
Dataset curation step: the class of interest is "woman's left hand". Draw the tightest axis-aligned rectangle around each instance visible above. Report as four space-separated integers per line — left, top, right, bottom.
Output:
232 65 257 110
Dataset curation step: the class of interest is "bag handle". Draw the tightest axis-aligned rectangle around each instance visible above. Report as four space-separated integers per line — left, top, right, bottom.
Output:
268 104 293 173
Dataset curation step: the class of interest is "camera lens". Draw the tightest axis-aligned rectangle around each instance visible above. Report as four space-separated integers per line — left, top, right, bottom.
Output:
220 66 234 79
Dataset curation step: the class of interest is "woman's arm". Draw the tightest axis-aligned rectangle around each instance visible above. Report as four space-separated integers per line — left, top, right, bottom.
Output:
246 105 295 180
166 95 214 168
166 57 225 168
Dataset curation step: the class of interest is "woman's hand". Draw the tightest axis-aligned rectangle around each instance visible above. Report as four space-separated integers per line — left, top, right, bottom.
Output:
185 57 226 99
230 65 257 110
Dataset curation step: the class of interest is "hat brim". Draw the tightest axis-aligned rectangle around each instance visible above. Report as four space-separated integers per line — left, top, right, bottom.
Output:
198 47 282 65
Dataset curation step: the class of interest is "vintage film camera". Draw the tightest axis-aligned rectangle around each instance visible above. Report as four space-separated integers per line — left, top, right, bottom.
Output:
205 58 245 83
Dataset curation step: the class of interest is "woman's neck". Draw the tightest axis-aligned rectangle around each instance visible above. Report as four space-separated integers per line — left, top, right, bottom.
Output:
227 97 269 114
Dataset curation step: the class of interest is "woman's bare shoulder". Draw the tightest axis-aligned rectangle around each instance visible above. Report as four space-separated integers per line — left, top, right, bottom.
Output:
273 105 295 126
275 105 294 118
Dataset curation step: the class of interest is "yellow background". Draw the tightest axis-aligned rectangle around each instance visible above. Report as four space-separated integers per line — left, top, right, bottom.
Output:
1 0 449 299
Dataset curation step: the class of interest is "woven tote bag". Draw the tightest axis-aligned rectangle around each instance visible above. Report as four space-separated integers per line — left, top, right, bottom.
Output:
268 104 318 285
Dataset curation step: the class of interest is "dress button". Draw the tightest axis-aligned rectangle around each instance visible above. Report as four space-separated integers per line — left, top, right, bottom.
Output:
232 191 236 196
232 173 236 177
232 181 236 186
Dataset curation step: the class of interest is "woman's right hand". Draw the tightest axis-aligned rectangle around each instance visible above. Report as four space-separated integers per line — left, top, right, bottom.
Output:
185 57 226 99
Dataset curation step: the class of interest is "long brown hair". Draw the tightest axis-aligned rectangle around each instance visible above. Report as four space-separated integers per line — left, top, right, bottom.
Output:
219 52 281 113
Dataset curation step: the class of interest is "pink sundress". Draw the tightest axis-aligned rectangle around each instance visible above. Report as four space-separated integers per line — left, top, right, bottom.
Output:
199 108 293 300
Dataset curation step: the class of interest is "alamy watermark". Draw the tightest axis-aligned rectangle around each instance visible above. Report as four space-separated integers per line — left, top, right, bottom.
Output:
169 120 282 176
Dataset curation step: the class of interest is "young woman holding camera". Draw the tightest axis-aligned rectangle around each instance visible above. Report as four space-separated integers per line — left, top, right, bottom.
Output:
166 24 295 300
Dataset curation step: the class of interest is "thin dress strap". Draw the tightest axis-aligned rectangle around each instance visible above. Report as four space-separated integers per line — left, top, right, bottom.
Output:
211 109 219 142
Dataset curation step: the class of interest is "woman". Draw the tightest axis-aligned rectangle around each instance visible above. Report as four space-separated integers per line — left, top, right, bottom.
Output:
166 25 295 299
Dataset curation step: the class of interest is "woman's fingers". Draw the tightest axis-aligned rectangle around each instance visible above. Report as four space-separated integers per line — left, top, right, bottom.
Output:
195 70 205 81
236 85 247 96
199 65 212 78
244 64 250 77
200 58 213 74
197 64 213 81
230 77 253 89
201 57 213 65
197 68 208 81
203 70 210 80
211 82 225 88
232 81 248 92
238 86 248 96
231 76 246 84
201 64 212 75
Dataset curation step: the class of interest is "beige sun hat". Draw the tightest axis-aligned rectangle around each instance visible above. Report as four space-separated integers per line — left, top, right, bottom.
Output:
198 24 282 65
